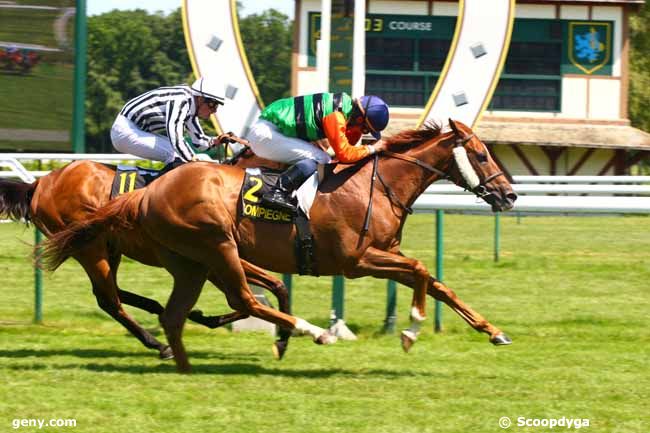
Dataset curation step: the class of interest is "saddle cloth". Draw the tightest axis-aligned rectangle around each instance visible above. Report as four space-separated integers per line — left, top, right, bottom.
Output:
240 167 318 223
110 164 161 199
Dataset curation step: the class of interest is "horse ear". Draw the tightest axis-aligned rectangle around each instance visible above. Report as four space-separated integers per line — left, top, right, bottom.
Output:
448 118 460 136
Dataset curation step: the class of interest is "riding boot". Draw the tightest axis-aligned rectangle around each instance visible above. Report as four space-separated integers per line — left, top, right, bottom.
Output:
159 158 184 176
261 159 318 213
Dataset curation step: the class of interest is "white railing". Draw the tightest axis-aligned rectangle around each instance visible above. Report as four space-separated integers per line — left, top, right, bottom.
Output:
0 153 144 181
413 194 650 214
4 154 649 329
0 153 143 161
426 183 650 195
2 154 650 214
513 175 650 184
0 157 36 183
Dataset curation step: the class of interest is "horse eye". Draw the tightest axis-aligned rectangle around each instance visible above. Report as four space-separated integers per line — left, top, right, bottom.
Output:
476 152 488 163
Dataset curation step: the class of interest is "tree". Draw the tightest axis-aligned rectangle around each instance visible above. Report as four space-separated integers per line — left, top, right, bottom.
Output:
85 10 192 152
85 8 293 152
629 3 650 133
238 9 293 104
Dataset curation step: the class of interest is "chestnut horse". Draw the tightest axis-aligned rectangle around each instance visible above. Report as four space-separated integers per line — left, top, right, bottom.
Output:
0 156 293 360
42 120 517 373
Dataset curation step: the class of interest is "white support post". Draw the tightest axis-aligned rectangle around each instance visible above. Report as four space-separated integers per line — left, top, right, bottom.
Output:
318 0 332 92
352 0 366 97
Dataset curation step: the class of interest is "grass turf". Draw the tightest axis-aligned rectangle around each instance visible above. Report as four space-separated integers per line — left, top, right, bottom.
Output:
0 63 73 132
0 214 649 433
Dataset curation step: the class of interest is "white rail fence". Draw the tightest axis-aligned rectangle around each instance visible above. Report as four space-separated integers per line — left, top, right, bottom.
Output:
2 154 650 214
3 154 649 329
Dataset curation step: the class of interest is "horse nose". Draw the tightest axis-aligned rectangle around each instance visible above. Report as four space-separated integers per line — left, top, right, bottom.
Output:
502 191 517 210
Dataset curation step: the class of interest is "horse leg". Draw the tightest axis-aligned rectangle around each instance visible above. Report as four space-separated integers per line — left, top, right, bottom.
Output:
75 252 173 359
347 247 428 352
106 249 246 330
427 276 511 345
362 247 510 345
205 241 336 348
157 251 208 374
239 259 292 360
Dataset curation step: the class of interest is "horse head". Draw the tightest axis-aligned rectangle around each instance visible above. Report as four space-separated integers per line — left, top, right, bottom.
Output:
382 119 516 212
444 119 517 211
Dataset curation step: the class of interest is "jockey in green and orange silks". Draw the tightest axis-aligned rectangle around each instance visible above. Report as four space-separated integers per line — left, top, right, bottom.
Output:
246 92 390 212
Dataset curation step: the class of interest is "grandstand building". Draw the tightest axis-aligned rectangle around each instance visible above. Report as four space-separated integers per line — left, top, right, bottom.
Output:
291 0 650 175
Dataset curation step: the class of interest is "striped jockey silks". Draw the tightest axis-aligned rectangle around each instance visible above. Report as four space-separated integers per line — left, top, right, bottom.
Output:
119 85 212 161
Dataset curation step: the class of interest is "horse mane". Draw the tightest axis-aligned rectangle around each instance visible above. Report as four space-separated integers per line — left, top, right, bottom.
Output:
383 121 444 152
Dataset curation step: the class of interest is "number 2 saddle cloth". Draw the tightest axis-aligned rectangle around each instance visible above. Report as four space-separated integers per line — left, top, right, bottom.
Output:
239 167 319 223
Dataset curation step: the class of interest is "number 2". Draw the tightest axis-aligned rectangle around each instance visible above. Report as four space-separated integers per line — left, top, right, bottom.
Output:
243 177 263 203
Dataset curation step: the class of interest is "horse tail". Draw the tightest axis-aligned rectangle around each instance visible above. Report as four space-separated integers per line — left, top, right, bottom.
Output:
0 178 38 224
39 189 145 271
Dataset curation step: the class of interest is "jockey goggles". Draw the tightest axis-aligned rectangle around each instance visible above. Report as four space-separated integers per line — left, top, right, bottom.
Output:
204 98 222 110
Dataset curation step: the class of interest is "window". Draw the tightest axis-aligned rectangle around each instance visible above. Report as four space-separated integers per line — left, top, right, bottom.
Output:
306 13 613 112
489 19 563 111
364 15 455 107
366 38 415 71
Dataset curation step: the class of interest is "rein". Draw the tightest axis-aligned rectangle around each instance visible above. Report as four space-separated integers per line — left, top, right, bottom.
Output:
365 132 503 221
382 151 447 178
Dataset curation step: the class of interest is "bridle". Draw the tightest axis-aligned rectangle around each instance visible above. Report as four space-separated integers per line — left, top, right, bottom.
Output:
362 132 504 230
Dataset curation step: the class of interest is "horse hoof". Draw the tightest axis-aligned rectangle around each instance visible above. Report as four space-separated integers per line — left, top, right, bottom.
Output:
187 309 204 321
315 331 337 345
491 332 512 346
400 330 417 353
159 346 174 360
272 340 289 360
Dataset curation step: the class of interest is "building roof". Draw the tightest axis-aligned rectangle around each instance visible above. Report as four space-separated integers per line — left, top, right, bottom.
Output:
516 0 644 4
474 120 650 150
384 118 650 150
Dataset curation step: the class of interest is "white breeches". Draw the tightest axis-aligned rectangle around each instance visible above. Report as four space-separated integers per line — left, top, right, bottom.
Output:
245 119 331 164
110 115 177 164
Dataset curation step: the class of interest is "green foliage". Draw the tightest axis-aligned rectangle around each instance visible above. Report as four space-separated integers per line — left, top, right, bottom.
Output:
239 9 294 104
629 3 650 132
1 214 649 432
85 10 192 152
0 63 73 151
84 8 292 152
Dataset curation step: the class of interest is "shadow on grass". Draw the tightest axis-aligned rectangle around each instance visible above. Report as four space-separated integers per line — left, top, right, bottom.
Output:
0 348 260 361
5 361 435 378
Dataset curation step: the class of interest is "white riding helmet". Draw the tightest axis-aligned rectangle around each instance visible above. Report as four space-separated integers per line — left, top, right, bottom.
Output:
190 76 226 105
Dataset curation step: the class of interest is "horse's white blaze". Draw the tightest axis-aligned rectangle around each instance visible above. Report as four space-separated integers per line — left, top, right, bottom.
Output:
453 146 480 189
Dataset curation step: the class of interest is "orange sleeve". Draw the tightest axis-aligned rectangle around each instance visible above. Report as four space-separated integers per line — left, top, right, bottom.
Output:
322 112 372 163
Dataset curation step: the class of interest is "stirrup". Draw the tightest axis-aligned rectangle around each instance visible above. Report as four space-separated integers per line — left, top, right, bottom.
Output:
261 189 297 212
